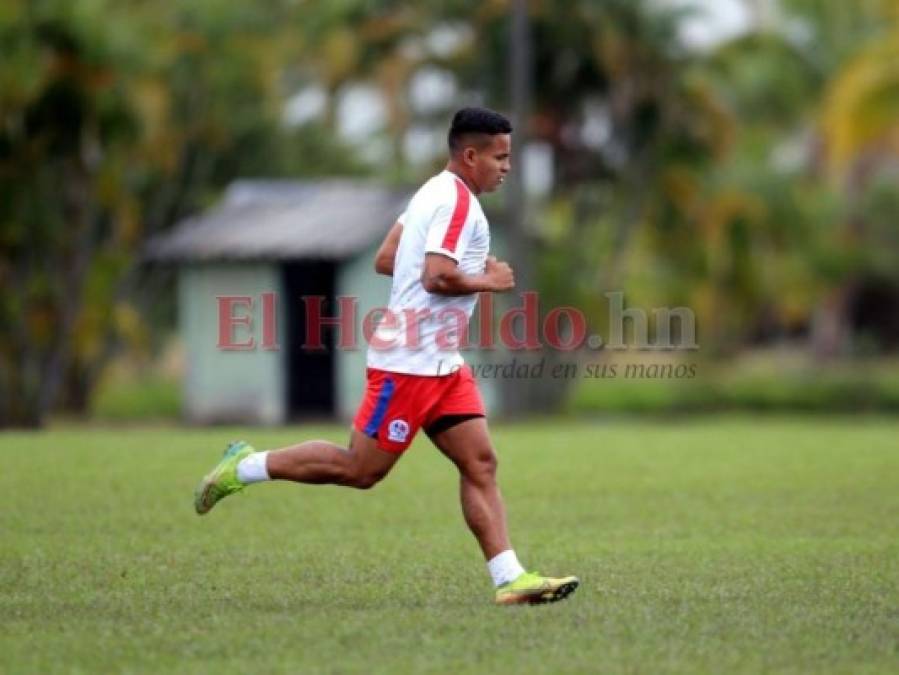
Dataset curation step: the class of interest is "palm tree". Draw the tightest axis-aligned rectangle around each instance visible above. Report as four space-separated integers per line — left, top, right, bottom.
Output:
811 5 899 357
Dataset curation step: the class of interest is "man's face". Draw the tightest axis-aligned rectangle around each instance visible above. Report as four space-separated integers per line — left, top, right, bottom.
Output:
469 133 511 193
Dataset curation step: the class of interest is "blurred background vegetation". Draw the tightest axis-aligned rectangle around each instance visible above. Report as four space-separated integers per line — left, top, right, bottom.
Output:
2 0 898 426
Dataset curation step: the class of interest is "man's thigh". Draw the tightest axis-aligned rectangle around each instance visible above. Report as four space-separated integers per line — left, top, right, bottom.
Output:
348 428 404 476
428 416 495 468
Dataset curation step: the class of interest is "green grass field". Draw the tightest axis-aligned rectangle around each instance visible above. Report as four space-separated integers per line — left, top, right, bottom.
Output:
3 417 898 674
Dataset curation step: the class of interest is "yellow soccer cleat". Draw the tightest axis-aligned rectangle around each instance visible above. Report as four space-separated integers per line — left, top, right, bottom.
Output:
495 571 580 606
193 441 255 515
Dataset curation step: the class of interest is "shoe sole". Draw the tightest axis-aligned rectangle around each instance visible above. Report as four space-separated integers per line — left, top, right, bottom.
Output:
194 476 216 515
497 578 580 606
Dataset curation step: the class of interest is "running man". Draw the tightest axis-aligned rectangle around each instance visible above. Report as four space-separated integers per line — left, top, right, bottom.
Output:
194 107 579 606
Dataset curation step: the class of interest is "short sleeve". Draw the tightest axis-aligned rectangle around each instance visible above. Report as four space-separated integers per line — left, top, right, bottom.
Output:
424 179 474 263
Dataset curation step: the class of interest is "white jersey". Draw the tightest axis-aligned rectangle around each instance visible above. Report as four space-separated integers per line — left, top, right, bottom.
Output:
367 170 490 376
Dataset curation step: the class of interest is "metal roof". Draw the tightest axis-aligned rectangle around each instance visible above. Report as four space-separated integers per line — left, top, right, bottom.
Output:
145 179 412 262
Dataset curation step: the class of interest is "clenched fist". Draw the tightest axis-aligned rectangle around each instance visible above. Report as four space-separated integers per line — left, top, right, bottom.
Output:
485 255 515 292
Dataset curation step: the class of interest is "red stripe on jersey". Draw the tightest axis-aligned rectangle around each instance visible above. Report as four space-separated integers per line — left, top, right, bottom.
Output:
441 179 471 253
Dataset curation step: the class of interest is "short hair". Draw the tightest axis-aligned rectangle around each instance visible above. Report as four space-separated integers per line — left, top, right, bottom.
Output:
447 107 513 154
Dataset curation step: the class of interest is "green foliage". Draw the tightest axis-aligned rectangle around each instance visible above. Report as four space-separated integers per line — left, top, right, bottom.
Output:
90 372 181 421
857 170 899 281
3 0 899 425
0 0 365 426
536 1 899 358
570 357 899 414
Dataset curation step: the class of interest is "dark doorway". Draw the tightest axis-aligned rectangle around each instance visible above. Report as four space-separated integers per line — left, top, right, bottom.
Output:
283 260 336 418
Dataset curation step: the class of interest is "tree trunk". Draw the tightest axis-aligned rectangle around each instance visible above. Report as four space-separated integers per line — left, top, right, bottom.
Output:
811 283 855 360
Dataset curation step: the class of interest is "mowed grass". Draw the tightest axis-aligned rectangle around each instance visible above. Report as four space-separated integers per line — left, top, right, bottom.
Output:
2 418 898 674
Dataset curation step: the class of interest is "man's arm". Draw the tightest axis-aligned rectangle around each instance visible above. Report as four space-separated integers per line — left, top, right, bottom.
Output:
374 221 404 276
421 254 515 296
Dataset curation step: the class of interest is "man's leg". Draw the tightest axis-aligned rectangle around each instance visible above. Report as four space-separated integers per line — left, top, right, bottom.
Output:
428 416 579 605
266 430 401 489
428 416 510 559
194 430 401 514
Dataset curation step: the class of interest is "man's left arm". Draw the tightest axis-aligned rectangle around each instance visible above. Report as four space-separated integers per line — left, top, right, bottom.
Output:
374 221 403 276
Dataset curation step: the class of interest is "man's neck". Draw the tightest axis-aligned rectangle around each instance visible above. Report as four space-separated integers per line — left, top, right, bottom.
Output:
445 163 481 195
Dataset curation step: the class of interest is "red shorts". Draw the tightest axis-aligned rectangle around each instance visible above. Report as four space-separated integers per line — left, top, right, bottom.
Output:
353 365 486 453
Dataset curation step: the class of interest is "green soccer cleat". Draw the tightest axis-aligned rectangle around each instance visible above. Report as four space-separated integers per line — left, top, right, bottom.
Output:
495 571 580 606
193 441 255 515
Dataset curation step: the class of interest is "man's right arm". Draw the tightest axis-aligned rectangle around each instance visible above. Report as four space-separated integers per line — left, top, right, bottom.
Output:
374 220 404 276
421 254 515 296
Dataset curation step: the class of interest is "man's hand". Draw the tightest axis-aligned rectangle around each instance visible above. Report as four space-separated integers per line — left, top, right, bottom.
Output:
484 255 515 292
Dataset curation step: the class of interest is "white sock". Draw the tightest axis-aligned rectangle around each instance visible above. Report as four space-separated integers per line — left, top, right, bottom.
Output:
487 549 525 587
236 451 270 484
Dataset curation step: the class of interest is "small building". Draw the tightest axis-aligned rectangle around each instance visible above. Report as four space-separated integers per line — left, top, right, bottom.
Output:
146 179 504 425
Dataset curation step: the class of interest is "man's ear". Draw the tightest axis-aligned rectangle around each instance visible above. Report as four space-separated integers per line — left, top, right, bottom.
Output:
463 146 478 167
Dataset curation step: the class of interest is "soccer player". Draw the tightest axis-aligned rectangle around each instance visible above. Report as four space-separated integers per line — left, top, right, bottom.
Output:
194 107 579 606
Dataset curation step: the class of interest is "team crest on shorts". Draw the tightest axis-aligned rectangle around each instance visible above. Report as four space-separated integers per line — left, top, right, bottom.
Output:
387 419 410 443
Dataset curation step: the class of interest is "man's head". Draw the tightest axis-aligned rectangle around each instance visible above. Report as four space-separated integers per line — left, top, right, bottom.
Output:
447 107 512 194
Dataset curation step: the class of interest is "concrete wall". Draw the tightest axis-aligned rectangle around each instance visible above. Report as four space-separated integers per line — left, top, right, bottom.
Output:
179 263 286 424
335 245 392 421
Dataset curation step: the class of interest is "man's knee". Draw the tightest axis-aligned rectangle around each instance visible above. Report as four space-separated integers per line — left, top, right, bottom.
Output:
341 456 391 489
342 435 395 489
348 468 388 490
459 448 498 483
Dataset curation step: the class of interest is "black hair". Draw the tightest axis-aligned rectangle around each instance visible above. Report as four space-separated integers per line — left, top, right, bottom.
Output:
447 107 513 154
